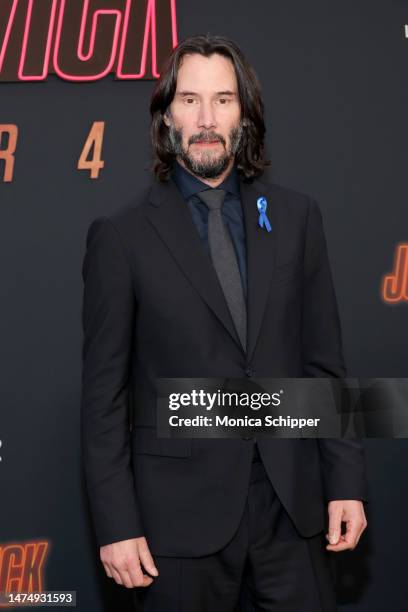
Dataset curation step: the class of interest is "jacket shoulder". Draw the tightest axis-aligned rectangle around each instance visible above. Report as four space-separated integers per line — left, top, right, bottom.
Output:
83 183 154 254
107 185 152 226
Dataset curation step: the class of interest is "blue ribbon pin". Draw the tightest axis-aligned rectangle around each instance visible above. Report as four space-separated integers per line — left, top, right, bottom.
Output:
257 197 272 232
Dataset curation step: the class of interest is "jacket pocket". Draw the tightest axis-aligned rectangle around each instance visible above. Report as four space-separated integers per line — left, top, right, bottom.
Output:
270 260 303 285
132 426 192 457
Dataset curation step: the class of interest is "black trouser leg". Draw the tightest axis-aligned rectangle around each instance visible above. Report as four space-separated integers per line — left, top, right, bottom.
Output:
132 459 337 612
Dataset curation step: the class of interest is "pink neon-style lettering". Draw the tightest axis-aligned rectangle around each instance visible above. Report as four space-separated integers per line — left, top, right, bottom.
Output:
116 0 178 79
53 0 122 82
1 0 178 82
18 0 58 81
0 0 19 73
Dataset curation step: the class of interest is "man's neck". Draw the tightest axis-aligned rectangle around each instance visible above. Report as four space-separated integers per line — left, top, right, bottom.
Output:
176 157 235 188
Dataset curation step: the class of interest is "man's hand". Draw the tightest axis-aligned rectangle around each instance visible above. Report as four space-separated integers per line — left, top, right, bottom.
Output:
100 537 159 588
325 500 367 552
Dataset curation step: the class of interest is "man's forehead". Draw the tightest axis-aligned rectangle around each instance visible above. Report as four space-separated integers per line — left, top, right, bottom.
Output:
177 53 237 84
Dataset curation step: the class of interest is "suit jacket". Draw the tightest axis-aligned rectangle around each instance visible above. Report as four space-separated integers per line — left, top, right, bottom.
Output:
80 172 368 556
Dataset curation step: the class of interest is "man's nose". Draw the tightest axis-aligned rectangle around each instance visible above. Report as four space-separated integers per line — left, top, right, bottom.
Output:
197 101 216 129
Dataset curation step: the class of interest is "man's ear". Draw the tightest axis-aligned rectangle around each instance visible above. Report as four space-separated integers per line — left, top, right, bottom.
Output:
163 110 171 127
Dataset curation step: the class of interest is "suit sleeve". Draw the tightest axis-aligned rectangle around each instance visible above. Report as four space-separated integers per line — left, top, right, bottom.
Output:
81 216 144 547
301 197 369 503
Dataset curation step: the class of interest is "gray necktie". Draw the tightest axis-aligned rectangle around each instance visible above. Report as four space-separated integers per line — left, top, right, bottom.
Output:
197 188 247 351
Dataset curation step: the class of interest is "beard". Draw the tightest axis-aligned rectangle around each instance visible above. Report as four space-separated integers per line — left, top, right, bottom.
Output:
167 122 244 179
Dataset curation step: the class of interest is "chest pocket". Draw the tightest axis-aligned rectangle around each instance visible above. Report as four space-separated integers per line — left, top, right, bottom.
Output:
271 259 303 285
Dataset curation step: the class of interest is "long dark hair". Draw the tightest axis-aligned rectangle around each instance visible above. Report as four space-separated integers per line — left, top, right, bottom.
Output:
149 34 270 181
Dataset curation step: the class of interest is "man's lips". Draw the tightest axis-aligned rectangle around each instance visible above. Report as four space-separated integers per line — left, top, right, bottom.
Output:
193 140 221 145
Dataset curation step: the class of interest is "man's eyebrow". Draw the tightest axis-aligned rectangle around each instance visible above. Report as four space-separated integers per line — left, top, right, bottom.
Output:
216 90 237 96
176 90 237 97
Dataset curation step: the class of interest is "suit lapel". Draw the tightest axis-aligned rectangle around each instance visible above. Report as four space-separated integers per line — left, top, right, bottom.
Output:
146 177 244 352
240 176 277 363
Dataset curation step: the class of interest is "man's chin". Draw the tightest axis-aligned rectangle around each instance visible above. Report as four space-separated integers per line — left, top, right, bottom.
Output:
190 152 223 166
185 159 229 179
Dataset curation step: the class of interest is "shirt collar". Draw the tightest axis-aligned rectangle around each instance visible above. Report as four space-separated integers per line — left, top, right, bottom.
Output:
172 159 241 201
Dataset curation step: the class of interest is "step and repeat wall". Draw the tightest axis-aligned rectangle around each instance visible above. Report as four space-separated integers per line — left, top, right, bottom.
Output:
1 1 407 610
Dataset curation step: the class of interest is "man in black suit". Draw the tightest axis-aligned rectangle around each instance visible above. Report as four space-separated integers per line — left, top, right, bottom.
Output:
81 34 368 611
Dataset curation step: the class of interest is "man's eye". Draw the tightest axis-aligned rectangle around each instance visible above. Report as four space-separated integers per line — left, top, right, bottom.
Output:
219 98 230 104
185 98 195 104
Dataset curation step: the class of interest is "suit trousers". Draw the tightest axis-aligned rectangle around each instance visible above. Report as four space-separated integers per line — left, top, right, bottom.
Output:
132 444 338 612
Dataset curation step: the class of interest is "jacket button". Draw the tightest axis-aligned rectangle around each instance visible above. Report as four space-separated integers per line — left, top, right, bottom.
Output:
242 436 253 441
245 367 254 377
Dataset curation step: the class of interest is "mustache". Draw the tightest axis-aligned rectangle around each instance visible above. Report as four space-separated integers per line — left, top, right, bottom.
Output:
188 132 226 146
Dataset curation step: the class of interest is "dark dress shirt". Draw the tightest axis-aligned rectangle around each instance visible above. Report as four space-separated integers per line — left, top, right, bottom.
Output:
171 160 248 299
